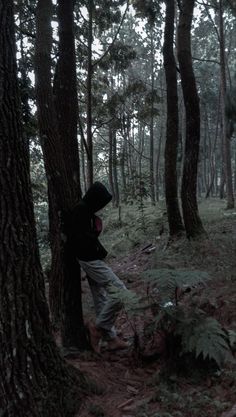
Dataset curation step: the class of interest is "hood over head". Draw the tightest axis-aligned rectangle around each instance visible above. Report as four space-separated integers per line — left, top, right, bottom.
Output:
82 181 112 213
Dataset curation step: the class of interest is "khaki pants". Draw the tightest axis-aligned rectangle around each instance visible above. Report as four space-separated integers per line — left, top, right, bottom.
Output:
78 259 126 340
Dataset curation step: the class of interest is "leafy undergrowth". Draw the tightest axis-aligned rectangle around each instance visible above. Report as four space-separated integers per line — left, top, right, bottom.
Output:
69 199 236 417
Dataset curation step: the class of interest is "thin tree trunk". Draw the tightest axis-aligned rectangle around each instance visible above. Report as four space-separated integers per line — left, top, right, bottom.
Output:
156 70 165 201
121 111 131 202
163 0 184 236
219 123 226 199
205 92 220 198
120 137 127 202
234 150 236 191
108 125 115 202
177 0 206 238
138 123 145 181
149 28 156 205
203 107 208 193
219 0 234 208
112 131 120 207
80 135 87 193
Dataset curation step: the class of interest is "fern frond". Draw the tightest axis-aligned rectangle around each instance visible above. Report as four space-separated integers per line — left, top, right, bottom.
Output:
142 269 209 302
227 329 236 350
179 317 231 367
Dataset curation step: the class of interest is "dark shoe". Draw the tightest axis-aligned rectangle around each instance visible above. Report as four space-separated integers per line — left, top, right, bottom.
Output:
107 337 130 351
88 321 102 353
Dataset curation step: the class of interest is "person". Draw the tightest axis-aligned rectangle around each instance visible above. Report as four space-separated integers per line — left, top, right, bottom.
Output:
68 181 129 353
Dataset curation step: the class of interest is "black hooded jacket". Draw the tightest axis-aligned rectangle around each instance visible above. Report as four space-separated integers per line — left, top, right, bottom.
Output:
67 182 112 261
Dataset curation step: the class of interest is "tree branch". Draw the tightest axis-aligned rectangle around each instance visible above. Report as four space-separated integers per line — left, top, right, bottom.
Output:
93 1 129 68
193 55 220 65
201 0 220 42
195 0 218 9
15 25 36 39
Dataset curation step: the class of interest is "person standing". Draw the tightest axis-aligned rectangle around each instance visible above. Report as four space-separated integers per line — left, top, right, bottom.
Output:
67 181 129 353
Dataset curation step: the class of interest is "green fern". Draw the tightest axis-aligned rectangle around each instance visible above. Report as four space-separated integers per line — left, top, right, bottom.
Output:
176 316 231 367
140 268 235 367
109 269 234 367
142 268 209 303
227 329 236 350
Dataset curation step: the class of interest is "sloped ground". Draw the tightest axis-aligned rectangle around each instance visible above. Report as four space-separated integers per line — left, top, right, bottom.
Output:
70 201 236 417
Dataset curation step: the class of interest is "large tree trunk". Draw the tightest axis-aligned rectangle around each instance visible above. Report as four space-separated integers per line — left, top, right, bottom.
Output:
86 0 94 187
35 0 88 349
0 2 84 415
54 0 87 348
177 0 206 238
219 0 234 209
163 0 184 237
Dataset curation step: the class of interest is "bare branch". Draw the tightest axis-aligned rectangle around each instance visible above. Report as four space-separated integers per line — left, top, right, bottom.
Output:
92 117 116 135
193 55 220 65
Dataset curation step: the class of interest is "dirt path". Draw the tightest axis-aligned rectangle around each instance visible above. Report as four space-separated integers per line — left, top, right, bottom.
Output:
74 353 158 417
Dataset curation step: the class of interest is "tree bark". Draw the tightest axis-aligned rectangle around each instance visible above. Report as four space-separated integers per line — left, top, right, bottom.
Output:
86 0 94 187
35 0 88 349
205 90 220 198
120 113 129 202
112 131 120 207
54 0 87 348
0 2 84 415
156 70 165 202
219 0 234 209
108 124 115 202
163 0 184 237
149 27 156 205
177 0 206 238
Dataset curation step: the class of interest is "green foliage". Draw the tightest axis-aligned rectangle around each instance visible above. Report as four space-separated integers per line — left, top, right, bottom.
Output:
102 202 165 257
141 268 235 367
142 268 209 303
108 41 137 70
228 329 236 350
149 380 231 417
176 317 231 367
132 0 161 25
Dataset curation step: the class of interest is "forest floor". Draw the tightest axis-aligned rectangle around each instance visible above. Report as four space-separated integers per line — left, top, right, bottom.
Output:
66 200 236 417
